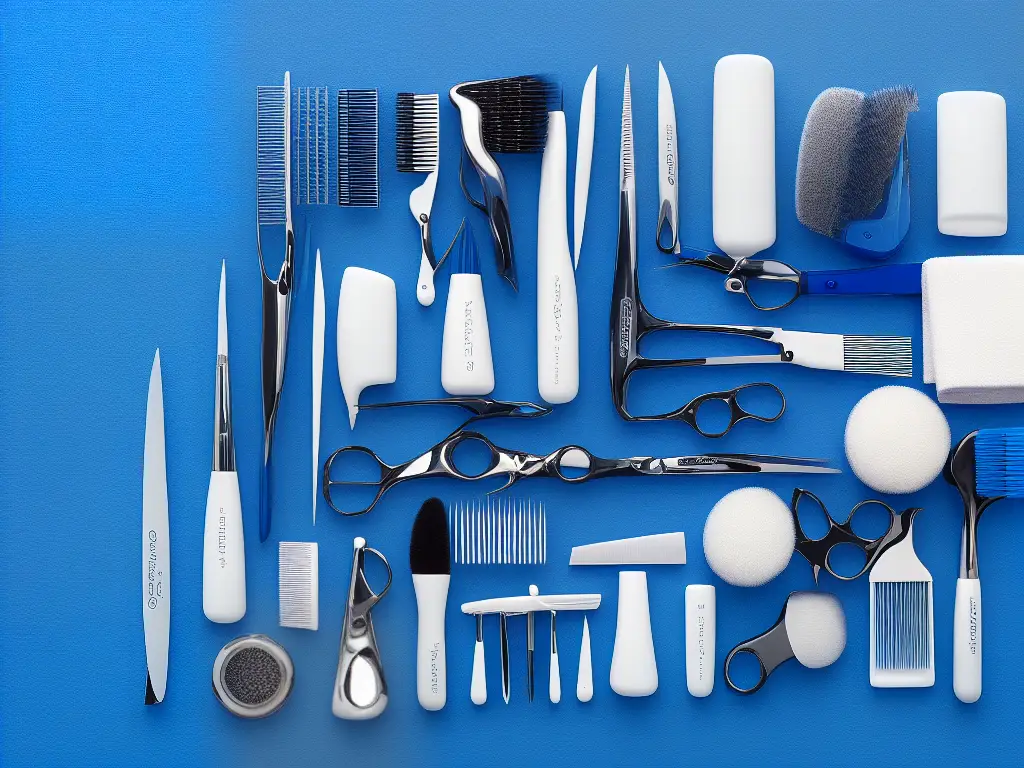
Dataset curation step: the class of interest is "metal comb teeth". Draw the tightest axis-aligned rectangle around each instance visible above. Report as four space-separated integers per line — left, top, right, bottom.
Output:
842 335 913 377
292 87 331 205
396 93 439 174
449 498 547 565
620 67 633 181
872 581 932 671
337 89 379 208
257 83 289 224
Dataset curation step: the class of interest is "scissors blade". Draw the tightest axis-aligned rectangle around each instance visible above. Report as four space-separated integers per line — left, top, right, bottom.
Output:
620 66 634 195
657 455 840 474
657 62 680 254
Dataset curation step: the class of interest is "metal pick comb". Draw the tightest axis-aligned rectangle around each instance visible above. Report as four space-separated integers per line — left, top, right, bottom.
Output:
448 498 547 565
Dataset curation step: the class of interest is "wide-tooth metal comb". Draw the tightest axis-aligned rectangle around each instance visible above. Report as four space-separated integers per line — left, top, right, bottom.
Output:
396 93 439 173
293 86 331 205
337 89 379 208
449 498 547 565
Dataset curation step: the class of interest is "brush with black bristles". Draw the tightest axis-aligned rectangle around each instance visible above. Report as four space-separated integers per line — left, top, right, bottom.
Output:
796 86 918 260
396 93 444 306
338 88 379 207
450 75 559 291
410 497 451 711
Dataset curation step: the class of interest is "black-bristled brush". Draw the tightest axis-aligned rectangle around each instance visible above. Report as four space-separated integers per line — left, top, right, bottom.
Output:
337 89 379 207
449 75 559 290
410 497 451 711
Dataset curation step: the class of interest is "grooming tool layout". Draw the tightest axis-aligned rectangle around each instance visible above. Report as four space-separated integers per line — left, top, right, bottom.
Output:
357 396 551 430
537 107 579 404
442 222 494 395
337 267 397 429
204 263 246 624
322 428 840 516
449 498 547 565
410 498 451 711
672 253 922 311
610 571 658 697
577 616 593 702
724 591 846 694
611 67 911 425
450 75 559 290
312 250 324 523
870 513 934 688
685 585 715 697
790 488 923 584
337 89 379 208
143 350 169 705
396 93 444 305
256 73 295 543
333 537 392 720
657 62 680 254
462 585 600 705
278 542 319 631
574 66 597 268
797 86 918 258
570 532 686 566
212 635 294 719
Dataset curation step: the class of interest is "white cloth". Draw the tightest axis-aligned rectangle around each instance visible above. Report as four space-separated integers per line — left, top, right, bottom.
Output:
922 255 1024 404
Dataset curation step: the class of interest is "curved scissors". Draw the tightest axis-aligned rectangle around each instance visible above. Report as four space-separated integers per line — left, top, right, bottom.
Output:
322 430 839 516
790 488 922 583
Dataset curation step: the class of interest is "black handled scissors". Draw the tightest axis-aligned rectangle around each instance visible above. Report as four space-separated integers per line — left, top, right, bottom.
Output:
626 383 786 438
322 430 839 516
357 397 551 431
790 488 921 582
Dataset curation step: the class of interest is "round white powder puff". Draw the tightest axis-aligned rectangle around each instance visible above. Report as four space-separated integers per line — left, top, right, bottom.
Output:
844 386 950 494
785 592 846 668
703 487 794 587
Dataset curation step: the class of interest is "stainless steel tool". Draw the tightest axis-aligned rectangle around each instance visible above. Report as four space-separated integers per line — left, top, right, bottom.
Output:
449 498 547 565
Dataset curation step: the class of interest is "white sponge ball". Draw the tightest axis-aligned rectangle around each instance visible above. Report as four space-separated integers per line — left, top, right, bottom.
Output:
704 487 794 587
844 386 950 494
785 592 846 668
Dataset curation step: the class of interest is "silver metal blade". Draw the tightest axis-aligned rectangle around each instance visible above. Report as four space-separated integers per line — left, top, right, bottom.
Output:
620 66 634 191
657 62 680 254
500 612 510 704
143 350 170 704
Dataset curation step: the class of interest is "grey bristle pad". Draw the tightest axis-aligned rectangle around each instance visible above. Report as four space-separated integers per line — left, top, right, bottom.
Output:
796 86 918 238
223 647 283 706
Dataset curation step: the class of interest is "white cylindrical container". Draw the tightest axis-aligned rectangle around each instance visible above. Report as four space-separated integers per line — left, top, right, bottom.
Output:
441 273 494 395
713 54 776 259
685 585 715 697
937 91 1007 237
610 571 658 697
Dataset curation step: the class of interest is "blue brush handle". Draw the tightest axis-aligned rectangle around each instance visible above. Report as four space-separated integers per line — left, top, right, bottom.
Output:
799 262 922 296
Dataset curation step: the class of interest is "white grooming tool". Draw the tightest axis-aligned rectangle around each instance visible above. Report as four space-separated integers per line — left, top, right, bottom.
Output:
577 616 593 702
685 585 715 697
278 542 319 631
704 487 794 587
573 66 597 269
337 267 397 428
570 532 686 565
312 249 324 524
724 591 846 694
610 571 658 697
845 385 950 494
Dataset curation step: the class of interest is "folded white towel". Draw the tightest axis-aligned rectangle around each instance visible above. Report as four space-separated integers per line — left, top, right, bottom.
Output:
922 255 1024 404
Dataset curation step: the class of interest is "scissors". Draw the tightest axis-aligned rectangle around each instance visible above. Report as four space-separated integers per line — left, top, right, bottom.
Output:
669 249 922 311
357 396 552 431
790 488 922 583
627 383 786 438
322 429 840 516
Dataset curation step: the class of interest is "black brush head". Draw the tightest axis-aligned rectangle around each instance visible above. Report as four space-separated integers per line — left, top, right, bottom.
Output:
410 497 450 575
395 92 439 173
456 75 559 153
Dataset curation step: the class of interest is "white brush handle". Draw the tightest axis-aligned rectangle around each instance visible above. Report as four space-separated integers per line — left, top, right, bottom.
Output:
417 248 436 306
577 617 593 702
471 637 487 705
537 111 579 405
953 578 982 703
441 274 494 395
203 471 246 623
413 573 449 710
549 647 561 703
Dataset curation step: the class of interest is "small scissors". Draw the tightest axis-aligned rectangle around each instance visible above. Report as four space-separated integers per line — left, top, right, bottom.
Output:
625 382 786 438
356 397 551 431
790 488 922 583
322 430 839 516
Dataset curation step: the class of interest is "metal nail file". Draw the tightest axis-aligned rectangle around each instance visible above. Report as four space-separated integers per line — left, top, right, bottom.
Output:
143 349 170 705
570 532 687 566
657 61 680 254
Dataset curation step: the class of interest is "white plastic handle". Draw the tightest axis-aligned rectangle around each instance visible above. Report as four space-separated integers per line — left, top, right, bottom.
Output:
577 617 593 702
953 578 982 703
471 637 487 705
416 248 436 307
610 571 658 697
549 648 561 703
537 111 579 405
412 573 449 710
203 471 246 623
441 274 494 396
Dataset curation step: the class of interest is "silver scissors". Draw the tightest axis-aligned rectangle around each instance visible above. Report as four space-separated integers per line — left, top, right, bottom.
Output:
322 429 840 516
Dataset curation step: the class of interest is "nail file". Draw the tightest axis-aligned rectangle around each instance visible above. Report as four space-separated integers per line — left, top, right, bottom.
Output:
573 66 597 269
577 616 593 702
570 532 686 566
143 349 170 705
312 249 324 524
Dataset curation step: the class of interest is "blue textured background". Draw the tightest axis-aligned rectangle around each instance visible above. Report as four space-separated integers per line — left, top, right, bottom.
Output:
3 1 1024 765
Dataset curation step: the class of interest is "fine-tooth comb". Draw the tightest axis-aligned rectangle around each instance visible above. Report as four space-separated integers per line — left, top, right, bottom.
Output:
338 89 379 208
293 86 331 205
449 498 547 565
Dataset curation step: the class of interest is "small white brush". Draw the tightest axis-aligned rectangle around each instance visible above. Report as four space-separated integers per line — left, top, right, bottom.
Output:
869 516 934 687
279 542 319 631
